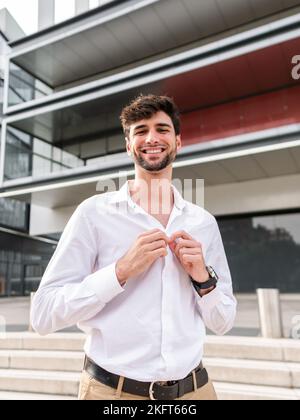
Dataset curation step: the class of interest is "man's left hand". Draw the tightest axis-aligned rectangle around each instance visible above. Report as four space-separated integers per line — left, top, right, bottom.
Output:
169 230 209 283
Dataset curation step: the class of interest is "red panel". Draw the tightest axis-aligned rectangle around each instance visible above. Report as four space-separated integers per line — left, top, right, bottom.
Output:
181 85 300 146
246 44 291 90
214 57 257 98
160 36 300 112
280 37 300 65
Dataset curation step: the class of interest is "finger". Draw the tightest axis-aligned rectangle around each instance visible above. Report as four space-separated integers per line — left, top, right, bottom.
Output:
142 230 170 245
181 254 201 264
145 240 167 251
139 229 162 238
170 230 193 242
150 247 168 259
178 247 202 257
174 239 201 255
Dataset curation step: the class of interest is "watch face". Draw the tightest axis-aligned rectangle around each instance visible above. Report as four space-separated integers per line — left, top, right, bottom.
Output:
207 266 218 280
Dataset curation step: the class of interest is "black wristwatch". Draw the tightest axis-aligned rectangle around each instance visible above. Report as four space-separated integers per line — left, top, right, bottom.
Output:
191 266 218 293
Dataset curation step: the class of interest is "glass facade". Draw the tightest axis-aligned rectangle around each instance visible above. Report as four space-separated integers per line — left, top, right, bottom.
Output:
0 196 55 297
0 231 55 297
219 211 300 293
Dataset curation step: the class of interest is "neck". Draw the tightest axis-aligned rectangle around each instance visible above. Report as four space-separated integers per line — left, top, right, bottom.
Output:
129 165 174 215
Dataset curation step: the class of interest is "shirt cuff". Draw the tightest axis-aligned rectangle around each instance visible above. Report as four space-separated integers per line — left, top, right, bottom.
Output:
85 262 125 303
194 285 224 312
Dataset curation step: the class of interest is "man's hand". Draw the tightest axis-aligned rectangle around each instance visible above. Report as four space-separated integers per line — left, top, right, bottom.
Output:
169 230 209 284
116 229 169 285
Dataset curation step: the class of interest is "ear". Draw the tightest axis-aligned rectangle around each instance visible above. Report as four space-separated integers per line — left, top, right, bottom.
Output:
176 134 182 151
126 138 132 156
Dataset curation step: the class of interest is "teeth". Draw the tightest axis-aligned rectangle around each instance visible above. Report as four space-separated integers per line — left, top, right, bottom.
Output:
142 148 164 154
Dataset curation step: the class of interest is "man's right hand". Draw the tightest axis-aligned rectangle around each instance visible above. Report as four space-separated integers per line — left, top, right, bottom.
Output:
115 229 169 285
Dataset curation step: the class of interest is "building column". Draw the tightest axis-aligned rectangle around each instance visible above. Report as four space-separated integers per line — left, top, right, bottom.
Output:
75 0 90 15
38 0 55 30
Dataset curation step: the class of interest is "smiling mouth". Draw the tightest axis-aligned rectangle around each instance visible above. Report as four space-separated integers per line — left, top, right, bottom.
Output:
140 147 167 154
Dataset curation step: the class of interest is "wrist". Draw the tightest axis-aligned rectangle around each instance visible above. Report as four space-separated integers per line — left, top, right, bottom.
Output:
191 269 209 284
115 259 129 286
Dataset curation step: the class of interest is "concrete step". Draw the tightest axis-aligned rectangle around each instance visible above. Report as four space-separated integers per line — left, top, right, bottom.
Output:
204 336 300 362
0 391 76 400
0 369 80 396
0 332 84 351
215 382 300 400
0 350 84 371
204 357 300 388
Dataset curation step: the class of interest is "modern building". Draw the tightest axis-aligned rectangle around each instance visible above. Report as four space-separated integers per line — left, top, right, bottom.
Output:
1 0 300 296
0 8 57 297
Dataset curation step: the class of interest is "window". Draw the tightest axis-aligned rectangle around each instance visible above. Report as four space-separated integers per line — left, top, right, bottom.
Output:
218 212 300 293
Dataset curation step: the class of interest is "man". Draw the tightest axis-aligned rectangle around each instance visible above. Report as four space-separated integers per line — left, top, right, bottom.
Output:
31 94 236 400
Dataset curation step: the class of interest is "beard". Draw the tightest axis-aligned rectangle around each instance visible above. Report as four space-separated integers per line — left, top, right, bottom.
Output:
133 148 177 172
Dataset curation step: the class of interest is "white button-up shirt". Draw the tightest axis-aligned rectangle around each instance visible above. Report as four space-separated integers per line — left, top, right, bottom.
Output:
31 181 236 382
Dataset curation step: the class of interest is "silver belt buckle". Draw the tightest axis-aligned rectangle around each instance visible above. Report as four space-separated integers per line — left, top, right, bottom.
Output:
149 381 157 400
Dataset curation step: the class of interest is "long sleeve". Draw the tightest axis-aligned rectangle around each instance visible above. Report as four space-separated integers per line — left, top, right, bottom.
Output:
30 204 124 335
195 218 237 335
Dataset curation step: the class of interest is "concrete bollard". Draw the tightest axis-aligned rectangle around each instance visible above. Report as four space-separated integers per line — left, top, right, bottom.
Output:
28 292 36 332
257 288 283 338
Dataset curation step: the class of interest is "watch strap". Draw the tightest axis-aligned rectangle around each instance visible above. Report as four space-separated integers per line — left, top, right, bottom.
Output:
191 277 217 291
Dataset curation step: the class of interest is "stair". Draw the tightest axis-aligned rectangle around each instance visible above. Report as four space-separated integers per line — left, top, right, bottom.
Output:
204 336 300 400
0 332 299 400
214 382 300 400
0 391 76 400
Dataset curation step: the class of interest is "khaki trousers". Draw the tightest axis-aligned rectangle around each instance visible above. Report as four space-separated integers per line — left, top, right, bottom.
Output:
78 370 218 400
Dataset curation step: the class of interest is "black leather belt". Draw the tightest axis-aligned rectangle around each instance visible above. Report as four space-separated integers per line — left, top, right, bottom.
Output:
84 356 208 400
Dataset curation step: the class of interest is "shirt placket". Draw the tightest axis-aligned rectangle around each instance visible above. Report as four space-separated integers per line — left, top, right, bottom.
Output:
127 188 185 378
159 205 183 377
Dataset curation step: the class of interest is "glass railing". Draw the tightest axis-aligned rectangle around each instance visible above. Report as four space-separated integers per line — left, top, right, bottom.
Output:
4 127 85 181
7 63 53 108
3 126 126 183
0 198 29 231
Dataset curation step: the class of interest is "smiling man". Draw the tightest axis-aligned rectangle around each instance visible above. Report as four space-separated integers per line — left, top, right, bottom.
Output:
31 94 237 401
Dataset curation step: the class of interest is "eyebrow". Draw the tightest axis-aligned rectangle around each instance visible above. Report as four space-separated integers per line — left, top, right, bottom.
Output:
133 123 172 132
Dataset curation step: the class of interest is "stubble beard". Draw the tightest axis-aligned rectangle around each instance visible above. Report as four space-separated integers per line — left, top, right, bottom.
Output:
133 148 177 172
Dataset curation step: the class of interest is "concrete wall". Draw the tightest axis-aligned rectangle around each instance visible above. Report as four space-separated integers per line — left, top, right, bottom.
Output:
75 0 90 15
29 204 76 236
205 173 300 216
38 0 55 30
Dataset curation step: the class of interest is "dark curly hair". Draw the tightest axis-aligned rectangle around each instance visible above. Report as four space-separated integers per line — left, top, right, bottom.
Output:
120 94 181 138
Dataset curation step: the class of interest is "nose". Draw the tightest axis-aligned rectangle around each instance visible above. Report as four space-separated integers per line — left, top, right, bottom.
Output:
145 129 159 144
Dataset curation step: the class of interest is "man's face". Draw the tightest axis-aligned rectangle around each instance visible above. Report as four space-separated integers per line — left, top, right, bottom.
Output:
126 111 182 172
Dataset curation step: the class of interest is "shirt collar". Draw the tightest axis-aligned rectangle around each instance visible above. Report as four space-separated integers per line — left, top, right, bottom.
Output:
109 180 186 211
